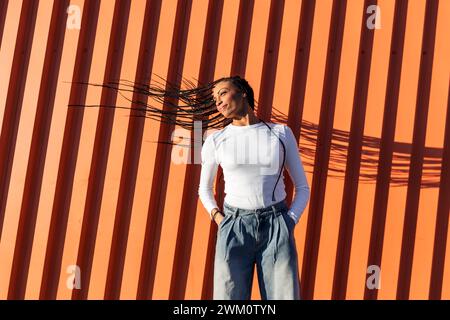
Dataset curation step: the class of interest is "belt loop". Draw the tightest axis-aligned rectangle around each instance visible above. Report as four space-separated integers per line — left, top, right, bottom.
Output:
271 204 277 215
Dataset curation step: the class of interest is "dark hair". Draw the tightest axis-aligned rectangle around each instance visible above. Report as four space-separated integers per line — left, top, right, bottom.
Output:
221 76 255 109
68 74 256 130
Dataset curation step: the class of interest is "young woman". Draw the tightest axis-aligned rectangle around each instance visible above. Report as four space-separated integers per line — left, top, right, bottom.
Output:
70 74 310 300
198 76 310 300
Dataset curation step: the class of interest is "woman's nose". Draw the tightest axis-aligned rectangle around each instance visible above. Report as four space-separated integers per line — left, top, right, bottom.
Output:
216 100 222 107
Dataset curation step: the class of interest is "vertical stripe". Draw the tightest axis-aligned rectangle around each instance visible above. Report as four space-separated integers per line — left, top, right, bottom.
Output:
285 0 316 203
169 0 224 299
66 0 130 298
396 0 439 299
364 0 408 300
7 0 69 299
73 0 130 299
332 0 377 300
429 82 450 299
0 0 39 243
86 0 163 300
104 0 162 301
8 0 68 299
301 0 347 300
136 0 192 300
39 0 101 299
229 0 254 75
256 0 285 122
0 0 8 49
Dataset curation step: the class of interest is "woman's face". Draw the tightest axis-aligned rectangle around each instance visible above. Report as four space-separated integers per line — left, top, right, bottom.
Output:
212 81 247 118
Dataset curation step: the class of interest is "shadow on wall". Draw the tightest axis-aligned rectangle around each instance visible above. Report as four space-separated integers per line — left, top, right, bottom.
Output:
69 78 443 189
164 104 443 189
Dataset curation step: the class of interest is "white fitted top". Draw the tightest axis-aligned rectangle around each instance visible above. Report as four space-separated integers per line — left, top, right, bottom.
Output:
198 121 310 224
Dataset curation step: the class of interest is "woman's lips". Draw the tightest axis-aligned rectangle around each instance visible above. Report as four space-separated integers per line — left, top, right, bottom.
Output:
218 104 228 112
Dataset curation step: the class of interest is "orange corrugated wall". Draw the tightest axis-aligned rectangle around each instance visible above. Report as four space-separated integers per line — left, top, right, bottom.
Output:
0 0 449 300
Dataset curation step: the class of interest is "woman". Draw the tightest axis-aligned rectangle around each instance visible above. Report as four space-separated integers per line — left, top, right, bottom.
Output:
198 76 310 300
70 74 310 300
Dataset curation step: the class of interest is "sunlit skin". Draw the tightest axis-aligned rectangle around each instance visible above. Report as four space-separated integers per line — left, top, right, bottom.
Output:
210 80 261 225
212 80 260 127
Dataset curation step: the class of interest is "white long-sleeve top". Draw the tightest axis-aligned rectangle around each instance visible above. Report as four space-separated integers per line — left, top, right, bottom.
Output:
198 121 310 224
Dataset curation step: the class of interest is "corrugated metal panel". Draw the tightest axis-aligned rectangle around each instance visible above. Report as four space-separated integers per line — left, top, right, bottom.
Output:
0 0 448 300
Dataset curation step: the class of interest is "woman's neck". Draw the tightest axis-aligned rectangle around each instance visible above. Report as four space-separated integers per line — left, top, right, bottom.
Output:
231 109 261 127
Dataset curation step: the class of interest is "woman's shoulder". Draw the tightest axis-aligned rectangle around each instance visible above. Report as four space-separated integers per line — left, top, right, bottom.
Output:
266 122 290 134
268 123 299 144
203 127 226 146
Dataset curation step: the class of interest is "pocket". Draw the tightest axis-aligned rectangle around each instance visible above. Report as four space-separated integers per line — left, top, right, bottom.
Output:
282 211 296 232
218 214 229 230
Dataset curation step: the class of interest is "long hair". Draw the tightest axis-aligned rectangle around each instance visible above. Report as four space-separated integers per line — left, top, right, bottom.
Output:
68 74 255 130
67 74 259 189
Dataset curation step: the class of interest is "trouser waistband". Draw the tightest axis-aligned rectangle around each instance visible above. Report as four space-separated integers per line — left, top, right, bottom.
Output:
223 199 288 218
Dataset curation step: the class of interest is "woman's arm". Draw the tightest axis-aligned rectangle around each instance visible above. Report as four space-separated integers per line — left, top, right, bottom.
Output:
198 133 220 219
284 125 310 224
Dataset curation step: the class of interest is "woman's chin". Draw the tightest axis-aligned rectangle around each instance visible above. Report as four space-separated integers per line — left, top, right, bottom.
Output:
221 110 234 118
